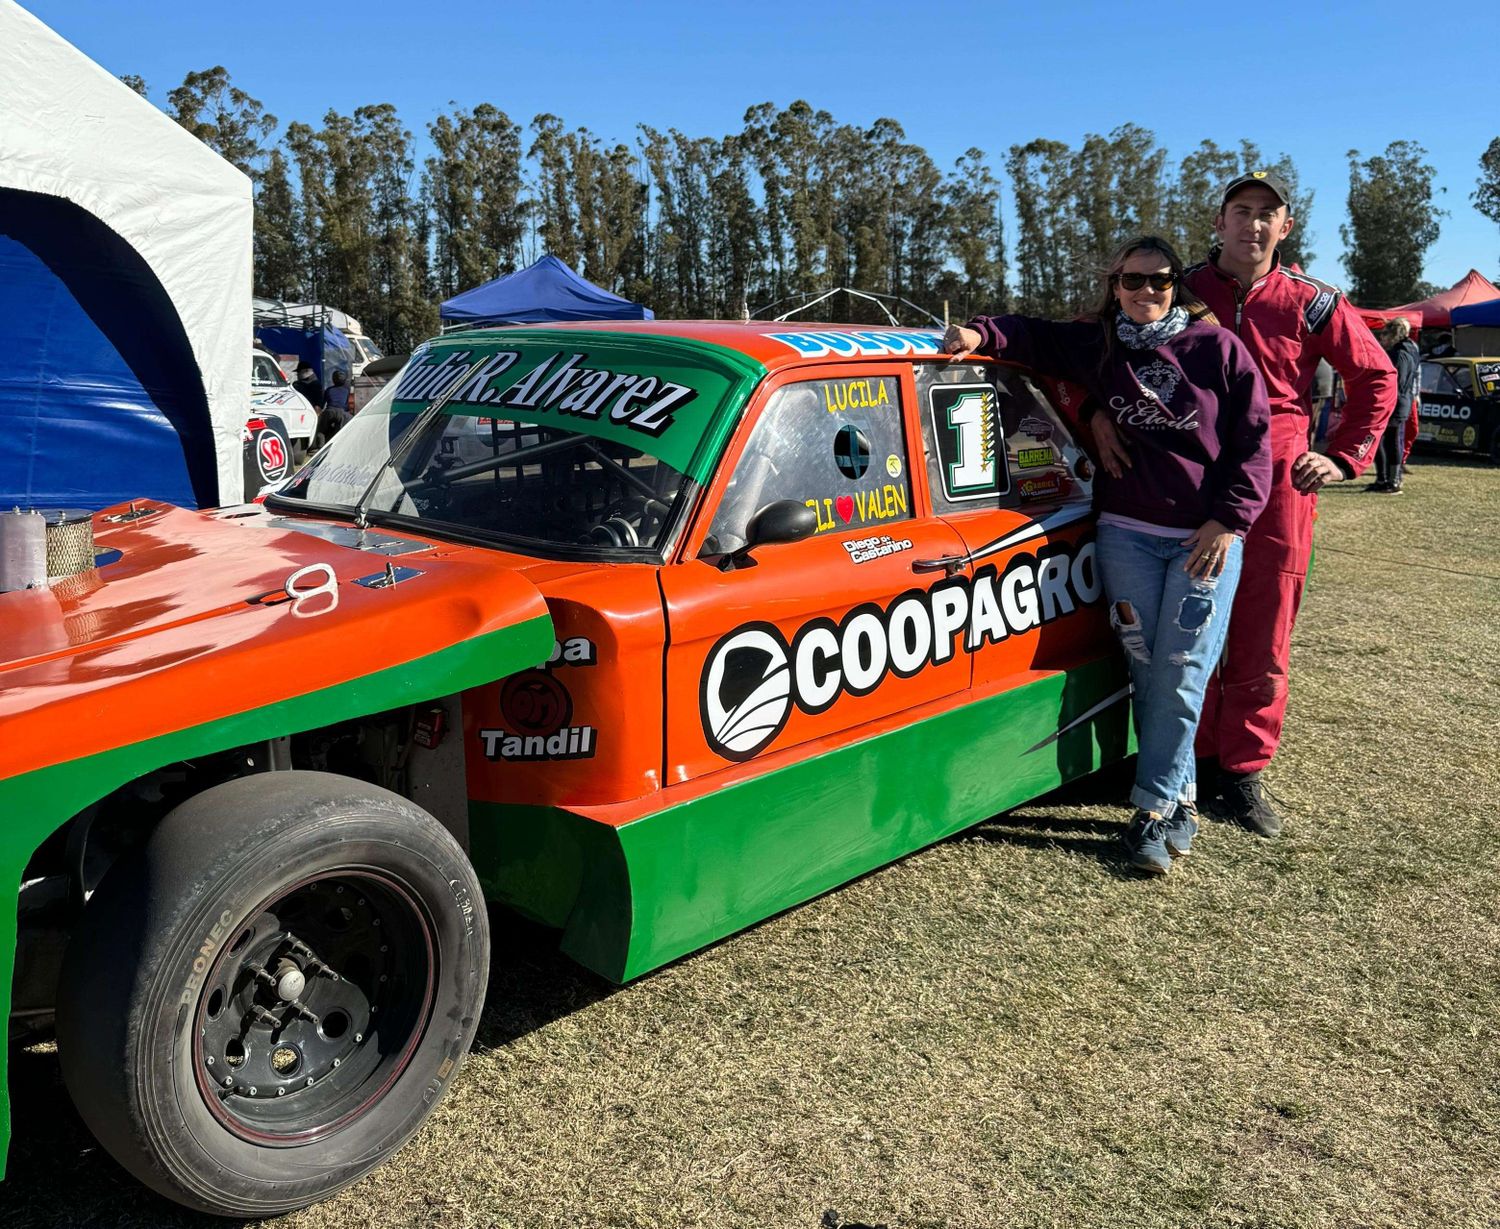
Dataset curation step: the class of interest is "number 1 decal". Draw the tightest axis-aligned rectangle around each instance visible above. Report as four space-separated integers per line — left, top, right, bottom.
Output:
928 383 1010 502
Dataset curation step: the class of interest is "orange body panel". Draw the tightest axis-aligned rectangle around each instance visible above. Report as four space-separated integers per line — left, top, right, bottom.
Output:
0 503 550 782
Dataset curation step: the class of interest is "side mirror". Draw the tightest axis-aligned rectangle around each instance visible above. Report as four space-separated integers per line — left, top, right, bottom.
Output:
745 499 817 548
706 499 818 572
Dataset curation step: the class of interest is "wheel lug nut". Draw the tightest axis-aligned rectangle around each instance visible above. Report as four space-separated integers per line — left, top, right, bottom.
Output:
306 1076 315 1086
354 1033 363 1043
222 1077 234 1088
332 1058 341 1068
276 1088 286 1097
249 1086 258 1095
206 1056 215 1066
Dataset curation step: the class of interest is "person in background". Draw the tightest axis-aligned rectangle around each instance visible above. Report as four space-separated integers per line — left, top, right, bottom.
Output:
322 368 351 413
316 369 353 445
944 236 1271 876
292 363 323 408
1088 170 1394 838
1311 358 1335 447
1427 331 1455 357
1371 318 1419 494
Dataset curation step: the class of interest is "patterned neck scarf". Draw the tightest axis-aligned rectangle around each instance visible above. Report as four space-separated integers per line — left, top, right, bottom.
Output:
1115 305 1189 350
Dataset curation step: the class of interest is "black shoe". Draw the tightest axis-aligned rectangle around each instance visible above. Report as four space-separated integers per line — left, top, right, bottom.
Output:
1382 484 1404 495
1365 481 1391 492
1220 771 1283 837
1195 756 1222 807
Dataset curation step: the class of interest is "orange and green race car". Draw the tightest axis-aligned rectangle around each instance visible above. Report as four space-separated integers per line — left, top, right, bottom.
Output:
0 321 1129 1216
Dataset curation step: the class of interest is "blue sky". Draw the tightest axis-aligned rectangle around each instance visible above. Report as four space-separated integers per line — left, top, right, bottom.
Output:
22 0 1500 294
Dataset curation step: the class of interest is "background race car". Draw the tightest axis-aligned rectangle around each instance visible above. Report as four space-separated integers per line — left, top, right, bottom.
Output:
251 347 317 452
1417 356 1500 462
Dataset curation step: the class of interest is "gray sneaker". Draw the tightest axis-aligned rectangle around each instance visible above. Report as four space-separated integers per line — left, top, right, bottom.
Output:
1164 801 1199 857
1123 809 1172 875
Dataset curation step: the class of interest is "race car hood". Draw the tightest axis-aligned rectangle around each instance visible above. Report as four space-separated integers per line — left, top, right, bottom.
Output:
0 501 555 781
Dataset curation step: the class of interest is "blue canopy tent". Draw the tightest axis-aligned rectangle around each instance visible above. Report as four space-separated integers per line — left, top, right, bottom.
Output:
255 324 354 386
439 254 652 326
1451 298 1500 327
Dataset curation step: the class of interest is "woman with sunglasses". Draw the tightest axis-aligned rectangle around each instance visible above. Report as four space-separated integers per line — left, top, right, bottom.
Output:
943 236 1271 875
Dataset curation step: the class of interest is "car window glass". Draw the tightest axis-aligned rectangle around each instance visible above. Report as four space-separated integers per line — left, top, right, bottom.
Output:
705 375 911 553
252 356 282 385
1420 361 1443 393
915 362 1092 515
1437 364 1471 395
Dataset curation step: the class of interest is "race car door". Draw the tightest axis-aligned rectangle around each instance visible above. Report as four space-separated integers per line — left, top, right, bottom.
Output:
912 359 1109 693
661 365 972 783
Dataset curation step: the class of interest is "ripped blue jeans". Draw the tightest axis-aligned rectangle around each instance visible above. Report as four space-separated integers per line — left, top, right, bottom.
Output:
1096 523 1243 815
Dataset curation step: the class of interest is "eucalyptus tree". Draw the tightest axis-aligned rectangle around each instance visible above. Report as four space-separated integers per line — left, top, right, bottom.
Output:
1342 140 1443 305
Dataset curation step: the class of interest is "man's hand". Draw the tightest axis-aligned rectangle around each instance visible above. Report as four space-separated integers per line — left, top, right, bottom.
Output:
942 325 981 360
1089 413 1132 479
1291 450 1344 492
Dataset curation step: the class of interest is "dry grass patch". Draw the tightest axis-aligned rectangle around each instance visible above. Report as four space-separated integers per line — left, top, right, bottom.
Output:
4 453 1498 1228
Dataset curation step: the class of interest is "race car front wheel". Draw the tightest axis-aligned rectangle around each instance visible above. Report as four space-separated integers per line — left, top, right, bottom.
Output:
55 771 489 1217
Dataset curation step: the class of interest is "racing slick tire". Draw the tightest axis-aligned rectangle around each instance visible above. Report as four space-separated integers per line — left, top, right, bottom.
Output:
1488 425 1500 465
55 771 489 1217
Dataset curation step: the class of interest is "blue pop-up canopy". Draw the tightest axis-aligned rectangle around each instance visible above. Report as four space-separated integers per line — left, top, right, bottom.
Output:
440 254 653 326
1452 298 1500 328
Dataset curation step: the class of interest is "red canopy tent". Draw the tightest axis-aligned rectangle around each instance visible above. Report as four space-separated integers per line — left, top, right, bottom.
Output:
1355 305 1423 336
1392 269 1500 329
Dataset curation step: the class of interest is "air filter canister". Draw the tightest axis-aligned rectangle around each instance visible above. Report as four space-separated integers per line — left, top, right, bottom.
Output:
0 508 47 592
38 508 95 580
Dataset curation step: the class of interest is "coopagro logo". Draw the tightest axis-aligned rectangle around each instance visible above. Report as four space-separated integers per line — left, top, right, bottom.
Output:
699 539 1101 760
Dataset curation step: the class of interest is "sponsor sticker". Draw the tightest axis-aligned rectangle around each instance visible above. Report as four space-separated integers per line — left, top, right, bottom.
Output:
841 534 914 565
766 330 944 358
699 539 1101 760
257 429 288 482
886 454 902 479
1017 473 1067 502
1017 446 1055 470
499 671 572 736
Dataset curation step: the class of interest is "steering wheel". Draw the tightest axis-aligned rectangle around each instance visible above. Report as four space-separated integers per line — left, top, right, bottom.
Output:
580 516 639 549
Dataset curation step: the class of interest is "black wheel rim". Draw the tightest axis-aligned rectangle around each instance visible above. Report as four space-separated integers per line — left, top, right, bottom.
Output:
192 869 436 1145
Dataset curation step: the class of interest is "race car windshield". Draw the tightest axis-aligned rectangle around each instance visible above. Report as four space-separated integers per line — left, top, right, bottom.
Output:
271 374 690 554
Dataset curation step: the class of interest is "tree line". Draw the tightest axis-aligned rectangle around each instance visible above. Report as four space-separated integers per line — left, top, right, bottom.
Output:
143 67 1478 354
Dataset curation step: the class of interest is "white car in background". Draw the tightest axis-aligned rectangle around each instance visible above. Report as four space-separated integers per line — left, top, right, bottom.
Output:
251 347 316 451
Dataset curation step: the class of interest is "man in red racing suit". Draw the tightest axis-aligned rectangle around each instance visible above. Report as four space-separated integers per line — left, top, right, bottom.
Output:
1094 170 1395 836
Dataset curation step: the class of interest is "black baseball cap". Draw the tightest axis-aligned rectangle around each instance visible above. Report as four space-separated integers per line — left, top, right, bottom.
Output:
1219 169 1292 211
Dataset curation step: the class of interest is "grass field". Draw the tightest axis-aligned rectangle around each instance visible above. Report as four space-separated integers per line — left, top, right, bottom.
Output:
4 453 1498 1229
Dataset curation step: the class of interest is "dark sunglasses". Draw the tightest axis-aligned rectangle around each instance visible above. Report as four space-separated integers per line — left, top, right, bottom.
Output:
1111 272 1176 291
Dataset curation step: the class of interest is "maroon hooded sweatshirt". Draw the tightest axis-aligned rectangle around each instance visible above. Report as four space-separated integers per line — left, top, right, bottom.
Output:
967 314 1272 534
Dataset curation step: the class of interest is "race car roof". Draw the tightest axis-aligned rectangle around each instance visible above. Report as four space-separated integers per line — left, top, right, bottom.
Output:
441 320 947 372
393 322 947 485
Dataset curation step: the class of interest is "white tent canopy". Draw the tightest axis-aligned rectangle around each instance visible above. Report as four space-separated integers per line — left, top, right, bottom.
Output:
0 0 251 506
